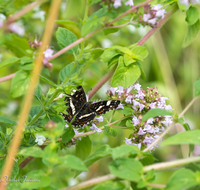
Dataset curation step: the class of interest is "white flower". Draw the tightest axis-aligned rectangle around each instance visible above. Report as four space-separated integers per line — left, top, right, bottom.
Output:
125 0 134 6
148 18 157 25
143 14 151 22
35 134 46 145
125 137 134 145
9 22 25 36
152 4 162 10
147 118 154 125
134 83 141 91
125 95 132 103
96 116 104 122
65 123 69 128
161 116 173 127
113 0 122 8
32 10 46 22
149 102 156 109
179 0 189 7
101 39 112 48
110 87 118 95
43 48 54 59
117 103 124 110
117 86 124 95
89 123 103 134
138 127 146 135
132 115 139 126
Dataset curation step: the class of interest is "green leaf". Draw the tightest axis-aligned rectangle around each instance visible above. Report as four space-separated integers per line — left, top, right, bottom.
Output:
39 75 57 87
137 180 148 189
62 126 75 143
186 7 199 25
111 56 141 88
103 28 119 35
162 129 200 146
34 85 44 103
142 108 173 122
126 119 134 129
4 34 31 57
0 116 17 126
0 132 5 150
81 7 107 37
183 19 200 48
59 155 88 171
140 152 155 166
20 56 34 65
55 20 79 27
20 170 50 189
100 49 121 63
166 168 198 190
11 70 31 98
92 181 125 190
82 18 102 37
90 48 104 59
104 126 117 137
29 105 42 119
59 62 79 81
131 46 148 61
194 78 200 97
109 158 143 181
56 27 78 54
145 169 155 182
18 147 44 158
116 106 133 115
112 145 140 160
76 136 92 160
0 57 20 69
111 45 132 55
84 144 112 166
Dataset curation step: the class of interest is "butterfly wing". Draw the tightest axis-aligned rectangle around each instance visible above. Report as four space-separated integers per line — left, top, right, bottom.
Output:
91 100 120 115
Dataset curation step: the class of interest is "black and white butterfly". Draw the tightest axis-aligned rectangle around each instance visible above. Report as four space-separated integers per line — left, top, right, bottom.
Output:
61 86 120 127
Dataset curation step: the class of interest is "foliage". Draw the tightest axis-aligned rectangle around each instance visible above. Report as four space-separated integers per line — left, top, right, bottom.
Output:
0 0 200 190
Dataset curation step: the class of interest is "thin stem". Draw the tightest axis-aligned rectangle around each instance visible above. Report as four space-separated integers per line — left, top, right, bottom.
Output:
148 183 166 188
109 126 127 129
143 156 200 172
0 73 16 83
6 0 45 24
179 97 199 118
64 174 116 190
0 1 61 189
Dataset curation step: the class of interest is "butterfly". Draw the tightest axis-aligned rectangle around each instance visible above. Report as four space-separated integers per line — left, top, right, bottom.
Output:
61 86 120 127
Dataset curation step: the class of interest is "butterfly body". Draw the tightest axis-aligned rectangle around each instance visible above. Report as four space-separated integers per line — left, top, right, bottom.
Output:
61 86 120 127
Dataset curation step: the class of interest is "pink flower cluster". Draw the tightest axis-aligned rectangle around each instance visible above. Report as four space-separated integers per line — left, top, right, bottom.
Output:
139 4 166 27
107 83 173 150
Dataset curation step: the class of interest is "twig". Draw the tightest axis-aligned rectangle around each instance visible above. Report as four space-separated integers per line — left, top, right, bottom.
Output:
0 73 16 83
63 174 116 190
0 0 61 189
6 0 45 24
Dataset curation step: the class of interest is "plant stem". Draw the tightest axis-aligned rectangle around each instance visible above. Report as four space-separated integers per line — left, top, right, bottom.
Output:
0 73 16 83
0 1 61 189
143 156 200 172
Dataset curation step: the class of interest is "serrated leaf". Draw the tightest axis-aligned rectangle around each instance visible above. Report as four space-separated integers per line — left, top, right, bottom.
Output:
84 144 112 166
112 145 139 160
142 108 173 122
194 78 200 97
10 70 31 98
111 56 141 88
0 57 20 69
109 158 143 181
162 130 200 146
56 27 78 55
76 136 92 160
166 168 198 190
183 19 200 48
186 7 199 25
18 147 44 158
59 61 79 82
0 116 17 126
104 126 117 137
62 126 75 143
59 155 88 171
